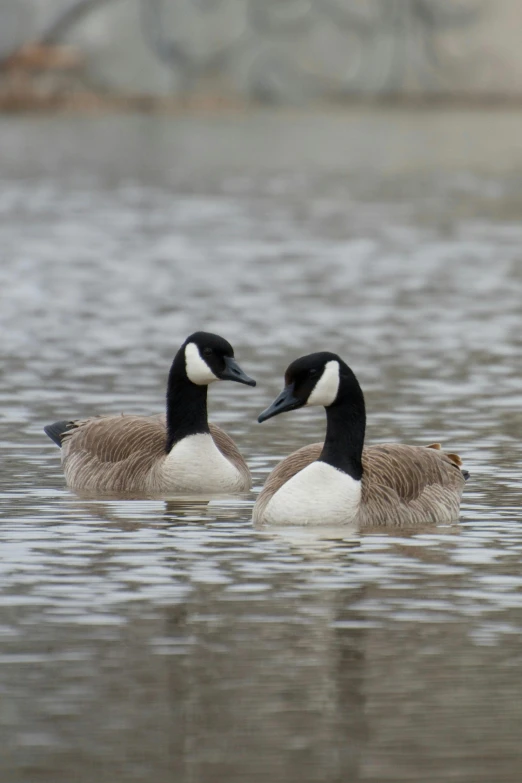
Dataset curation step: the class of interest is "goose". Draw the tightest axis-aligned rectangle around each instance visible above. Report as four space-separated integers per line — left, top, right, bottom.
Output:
44 332 256 496
253 352 469 527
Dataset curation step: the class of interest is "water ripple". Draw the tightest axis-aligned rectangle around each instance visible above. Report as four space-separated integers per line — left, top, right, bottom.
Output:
1 113 522 783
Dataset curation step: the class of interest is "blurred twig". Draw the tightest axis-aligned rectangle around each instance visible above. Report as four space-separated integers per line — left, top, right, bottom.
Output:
0 0 117 69
41 0 118 44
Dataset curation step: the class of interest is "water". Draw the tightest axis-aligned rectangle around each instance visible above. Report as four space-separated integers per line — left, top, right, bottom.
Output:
1 109 522 782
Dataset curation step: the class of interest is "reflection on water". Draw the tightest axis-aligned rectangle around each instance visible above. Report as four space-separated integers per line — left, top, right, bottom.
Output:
1 110 522 782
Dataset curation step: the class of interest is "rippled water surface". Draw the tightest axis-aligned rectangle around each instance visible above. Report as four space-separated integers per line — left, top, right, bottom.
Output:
1 110 522 782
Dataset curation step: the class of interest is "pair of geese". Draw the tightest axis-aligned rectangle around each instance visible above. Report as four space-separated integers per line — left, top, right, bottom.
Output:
45 331 469 526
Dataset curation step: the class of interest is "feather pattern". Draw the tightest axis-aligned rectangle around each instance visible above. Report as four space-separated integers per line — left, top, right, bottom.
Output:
60 414 251 495
253 442 466 527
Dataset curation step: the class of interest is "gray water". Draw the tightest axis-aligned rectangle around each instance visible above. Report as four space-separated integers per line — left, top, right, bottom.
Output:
1 109 522 782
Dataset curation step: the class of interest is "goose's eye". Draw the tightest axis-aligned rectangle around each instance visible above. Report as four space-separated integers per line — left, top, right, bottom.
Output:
309 368 319 378
202 347 213 357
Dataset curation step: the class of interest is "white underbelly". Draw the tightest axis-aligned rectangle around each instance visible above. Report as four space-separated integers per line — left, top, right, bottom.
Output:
160 433 245 493
262 461 361 526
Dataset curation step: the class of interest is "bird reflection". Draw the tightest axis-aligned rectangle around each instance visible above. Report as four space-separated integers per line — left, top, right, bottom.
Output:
62 492 253 529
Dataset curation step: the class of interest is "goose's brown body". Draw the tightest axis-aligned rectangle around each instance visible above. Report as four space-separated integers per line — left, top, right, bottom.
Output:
253 442 466 527
60 414 251 495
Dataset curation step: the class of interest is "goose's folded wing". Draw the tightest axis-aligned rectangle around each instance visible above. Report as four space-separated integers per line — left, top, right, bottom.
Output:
60 414 167 493
61 415 167 465
363 444 465 499
360 443 467 525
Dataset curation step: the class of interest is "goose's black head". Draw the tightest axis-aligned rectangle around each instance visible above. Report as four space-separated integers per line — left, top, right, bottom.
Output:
258 352 358 423
180 331 256 387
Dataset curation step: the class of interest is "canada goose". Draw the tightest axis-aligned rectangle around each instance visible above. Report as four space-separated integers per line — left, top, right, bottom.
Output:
253 352 469 527
44 332 256 496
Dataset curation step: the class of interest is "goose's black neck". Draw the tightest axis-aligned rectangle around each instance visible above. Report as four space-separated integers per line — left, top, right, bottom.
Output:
165 354 209 452
318 373 366 480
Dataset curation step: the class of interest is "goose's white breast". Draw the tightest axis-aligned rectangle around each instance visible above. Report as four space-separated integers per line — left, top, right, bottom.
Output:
161 433 244 492
263 461 361 525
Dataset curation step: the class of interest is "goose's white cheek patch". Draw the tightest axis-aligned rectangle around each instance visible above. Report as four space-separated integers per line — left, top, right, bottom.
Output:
185 342 219 385
306 360 340 407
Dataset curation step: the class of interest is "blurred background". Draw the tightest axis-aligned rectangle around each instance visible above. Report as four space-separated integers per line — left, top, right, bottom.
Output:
1 0 522 107
1 2 522 783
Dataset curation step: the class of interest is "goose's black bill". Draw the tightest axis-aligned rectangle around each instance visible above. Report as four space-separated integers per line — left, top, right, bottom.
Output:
258 384 301 423
218 356 256 387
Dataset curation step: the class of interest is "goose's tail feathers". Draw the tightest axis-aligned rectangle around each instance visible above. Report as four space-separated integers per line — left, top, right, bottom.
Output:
44 420 75 448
